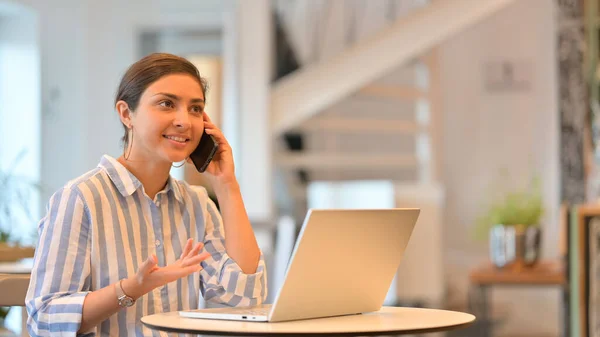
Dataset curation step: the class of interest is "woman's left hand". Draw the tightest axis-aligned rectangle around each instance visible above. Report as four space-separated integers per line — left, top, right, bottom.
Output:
201 113 236 185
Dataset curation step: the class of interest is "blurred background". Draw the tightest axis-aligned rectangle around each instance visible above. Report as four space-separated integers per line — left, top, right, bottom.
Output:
0 0 598 336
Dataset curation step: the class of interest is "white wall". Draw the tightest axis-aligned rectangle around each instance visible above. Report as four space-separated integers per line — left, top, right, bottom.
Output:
439 0 560 336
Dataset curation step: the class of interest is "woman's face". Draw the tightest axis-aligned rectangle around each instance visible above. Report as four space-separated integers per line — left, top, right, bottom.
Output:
127 74 205 164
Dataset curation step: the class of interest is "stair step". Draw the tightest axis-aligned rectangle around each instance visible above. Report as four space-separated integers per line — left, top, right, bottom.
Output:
302 119 424 133
357 84 426 100
275 153 418 170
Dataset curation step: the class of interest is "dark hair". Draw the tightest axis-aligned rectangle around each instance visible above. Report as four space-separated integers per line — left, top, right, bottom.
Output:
115 53 209 148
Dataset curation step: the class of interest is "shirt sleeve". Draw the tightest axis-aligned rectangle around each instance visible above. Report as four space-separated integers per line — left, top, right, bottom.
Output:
25 187 94 337
198 191 268 307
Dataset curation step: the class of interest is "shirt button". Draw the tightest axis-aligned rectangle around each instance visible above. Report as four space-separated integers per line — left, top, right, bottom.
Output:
155 240 161 247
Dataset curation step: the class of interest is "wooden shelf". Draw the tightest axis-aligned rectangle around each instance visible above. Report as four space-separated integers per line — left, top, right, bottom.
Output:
469 260 566 286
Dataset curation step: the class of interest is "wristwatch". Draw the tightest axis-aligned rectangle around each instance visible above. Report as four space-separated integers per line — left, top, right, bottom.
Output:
115 279 135 308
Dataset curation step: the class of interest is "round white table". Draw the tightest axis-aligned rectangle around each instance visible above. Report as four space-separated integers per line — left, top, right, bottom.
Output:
141 306 476 336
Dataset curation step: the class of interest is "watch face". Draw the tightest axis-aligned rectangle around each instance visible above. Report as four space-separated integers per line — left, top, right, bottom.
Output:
120 297 135 307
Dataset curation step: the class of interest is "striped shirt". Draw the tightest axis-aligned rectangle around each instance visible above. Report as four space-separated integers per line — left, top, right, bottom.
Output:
25 155 267 337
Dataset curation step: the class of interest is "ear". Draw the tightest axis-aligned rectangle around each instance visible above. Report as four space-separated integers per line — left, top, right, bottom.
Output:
116 100 133 128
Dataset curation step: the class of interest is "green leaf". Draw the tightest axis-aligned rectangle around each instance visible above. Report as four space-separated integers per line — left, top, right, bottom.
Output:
474 174 544 241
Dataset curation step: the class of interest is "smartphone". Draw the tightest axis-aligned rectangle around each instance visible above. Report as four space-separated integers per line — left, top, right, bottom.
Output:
189 131 219 173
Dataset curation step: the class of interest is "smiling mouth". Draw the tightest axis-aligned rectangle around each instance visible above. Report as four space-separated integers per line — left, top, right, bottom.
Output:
163 135 190 143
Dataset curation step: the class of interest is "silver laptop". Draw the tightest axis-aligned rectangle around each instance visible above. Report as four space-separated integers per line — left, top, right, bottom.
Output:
179 208 419 322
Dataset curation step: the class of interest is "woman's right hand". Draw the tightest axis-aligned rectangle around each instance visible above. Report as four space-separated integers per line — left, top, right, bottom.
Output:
122 238 210 299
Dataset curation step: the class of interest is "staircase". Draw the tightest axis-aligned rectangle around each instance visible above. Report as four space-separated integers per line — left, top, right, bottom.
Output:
269 0 518 307
270 0 518 217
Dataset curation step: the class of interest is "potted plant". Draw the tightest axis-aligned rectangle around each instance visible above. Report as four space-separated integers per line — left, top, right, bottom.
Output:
475 175 544 269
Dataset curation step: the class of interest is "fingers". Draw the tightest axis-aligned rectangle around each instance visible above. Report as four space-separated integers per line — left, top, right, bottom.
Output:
179 239 204 262
181 251 211 267
180 238 193 259
163 263 203 281
179 240 208 267
186 242 204 259
202 113 229 147
141 240 210 287
202 113 218 132
149 250 211 286
204 129 229 150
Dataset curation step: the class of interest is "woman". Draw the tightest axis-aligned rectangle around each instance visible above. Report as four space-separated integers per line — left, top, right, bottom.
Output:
25 53 267 336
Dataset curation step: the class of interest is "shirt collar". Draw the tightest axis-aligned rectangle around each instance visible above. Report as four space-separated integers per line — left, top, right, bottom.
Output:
164 175 184 204
98 155 184 204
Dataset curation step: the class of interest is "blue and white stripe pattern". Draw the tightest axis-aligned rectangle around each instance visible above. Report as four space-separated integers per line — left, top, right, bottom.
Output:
25 155 267 336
